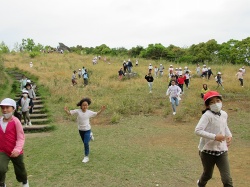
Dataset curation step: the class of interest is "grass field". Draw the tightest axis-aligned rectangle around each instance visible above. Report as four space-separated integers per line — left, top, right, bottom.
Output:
1 53 250 186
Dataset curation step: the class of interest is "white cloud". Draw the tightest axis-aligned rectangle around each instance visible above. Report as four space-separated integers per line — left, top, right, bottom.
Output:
1 0 249 49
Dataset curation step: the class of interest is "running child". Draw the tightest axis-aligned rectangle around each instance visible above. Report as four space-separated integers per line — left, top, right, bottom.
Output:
235 68 244 87
195 91 233 187
64 98 106 163
215 72 224 90
166 80 182 115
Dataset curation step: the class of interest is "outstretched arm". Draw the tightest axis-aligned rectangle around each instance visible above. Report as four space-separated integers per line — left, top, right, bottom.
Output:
64 106 71 115
97 106 106 116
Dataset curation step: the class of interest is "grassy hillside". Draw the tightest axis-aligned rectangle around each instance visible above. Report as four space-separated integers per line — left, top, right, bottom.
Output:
2 53 250 186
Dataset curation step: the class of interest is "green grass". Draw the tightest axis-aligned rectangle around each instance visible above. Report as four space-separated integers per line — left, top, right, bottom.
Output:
2 53 250 186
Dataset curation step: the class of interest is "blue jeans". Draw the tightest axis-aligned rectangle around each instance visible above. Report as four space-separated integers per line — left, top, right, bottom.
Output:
171 97 179 112
79 130 91 156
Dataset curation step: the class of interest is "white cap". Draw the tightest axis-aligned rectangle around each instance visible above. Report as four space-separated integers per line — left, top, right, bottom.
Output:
203 64 206 66
208 67 211 69
217 72 221 74
27 79 31 83
0 98 16 109
170 65 173 67
160 64 162 66
239 68 243 71
22 89 29 94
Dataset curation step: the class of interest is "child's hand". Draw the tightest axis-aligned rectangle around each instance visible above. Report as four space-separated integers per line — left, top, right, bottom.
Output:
10 150 20 157
215 134 225 142
226 137 232 147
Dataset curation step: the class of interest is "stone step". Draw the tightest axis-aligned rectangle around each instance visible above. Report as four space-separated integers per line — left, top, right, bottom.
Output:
33 104 44 109
31 109 46 114
23 125 52 132
21 118 49 125
30 113 48 119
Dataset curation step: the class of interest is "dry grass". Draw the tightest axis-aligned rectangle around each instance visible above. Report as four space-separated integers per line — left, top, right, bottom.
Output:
2 53 250 187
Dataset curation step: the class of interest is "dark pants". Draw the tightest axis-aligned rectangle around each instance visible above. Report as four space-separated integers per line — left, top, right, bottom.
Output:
198 151 233 187
0 152 27 184
239 78 243 86
79 130 91 156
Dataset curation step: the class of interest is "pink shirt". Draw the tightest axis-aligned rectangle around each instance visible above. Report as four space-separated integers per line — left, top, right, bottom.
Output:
0 116 25 156
236 72 243 79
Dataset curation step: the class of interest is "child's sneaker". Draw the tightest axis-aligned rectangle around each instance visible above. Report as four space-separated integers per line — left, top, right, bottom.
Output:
24 123 27 127
82 156 89 163
22 180 29 187
90 132 94 141
28 121 32 126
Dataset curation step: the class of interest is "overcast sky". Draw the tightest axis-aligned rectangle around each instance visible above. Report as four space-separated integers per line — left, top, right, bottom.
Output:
1 0 250 49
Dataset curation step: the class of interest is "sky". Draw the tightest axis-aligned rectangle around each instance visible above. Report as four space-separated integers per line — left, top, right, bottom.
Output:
1 0 250 50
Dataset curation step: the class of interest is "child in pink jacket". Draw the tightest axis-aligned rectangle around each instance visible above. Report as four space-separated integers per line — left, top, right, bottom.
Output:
0 98 29 187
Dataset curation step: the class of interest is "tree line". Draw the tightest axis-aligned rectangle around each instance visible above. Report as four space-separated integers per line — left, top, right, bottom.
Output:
0 37 249 65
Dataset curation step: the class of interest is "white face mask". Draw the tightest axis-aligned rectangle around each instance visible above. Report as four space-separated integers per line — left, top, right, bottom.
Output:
3 112 13 119
22 94 28 97
210 103 222 113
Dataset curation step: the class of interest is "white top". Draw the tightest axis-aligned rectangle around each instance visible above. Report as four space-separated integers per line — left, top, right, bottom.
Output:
195 110 232 152
166 85 181 98
70 109 97 131
0 118 8 133
21 98 30 112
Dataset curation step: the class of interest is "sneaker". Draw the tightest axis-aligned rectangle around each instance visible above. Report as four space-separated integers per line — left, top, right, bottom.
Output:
22 180 29 187
82 156 89 163
173 112 176 115
197 180 199 187
90 132 94 141
24 123 27 127
28 121 32 126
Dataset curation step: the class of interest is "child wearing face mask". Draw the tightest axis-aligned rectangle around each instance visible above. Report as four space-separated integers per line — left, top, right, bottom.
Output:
64 97 106 163
16 90 34 126
0 98 29 187
195 91 233 187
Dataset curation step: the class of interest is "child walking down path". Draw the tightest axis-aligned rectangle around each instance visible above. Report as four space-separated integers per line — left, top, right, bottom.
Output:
0 98 29 187
64 98 106 163
215 72 224 90
166 80 182 115
195 91 233 187
16 90 34 126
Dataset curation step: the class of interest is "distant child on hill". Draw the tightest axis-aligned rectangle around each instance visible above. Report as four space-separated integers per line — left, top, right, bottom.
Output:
201 84 210 98
72 70 77 86
0 98 29 187
64 98 106 163
78 69 82 79
177 74 186 93
145 72 154 93
83 69 89 86
215 72 224 90
118 67 125 80
195 91 233 187
207 67 213 80
235 68 244 87
20 75 27 91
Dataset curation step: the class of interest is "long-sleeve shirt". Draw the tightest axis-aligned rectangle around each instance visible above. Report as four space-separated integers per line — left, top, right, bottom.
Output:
166 85 181 98
195 110 232 152
0 116 25 156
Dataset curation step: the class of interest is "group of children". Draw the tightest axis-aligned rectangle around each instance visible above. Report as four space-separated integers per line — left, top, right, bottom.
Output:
72 66 89 86
18 75 37 127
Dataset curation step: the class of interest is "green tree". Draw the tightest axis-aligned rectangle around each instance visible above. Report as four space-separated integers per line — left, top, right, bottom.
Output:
0 42 10 54
21 38 36 51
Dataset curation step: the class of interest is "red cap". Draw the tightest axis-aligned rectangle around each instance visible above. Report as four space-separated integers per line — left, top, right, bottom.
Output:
203 91 222 102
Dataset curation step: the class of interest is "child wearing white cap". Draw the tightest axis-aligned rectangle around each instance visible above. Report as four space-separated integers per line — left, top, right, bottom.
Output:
0 98 29 187
235 68 244 87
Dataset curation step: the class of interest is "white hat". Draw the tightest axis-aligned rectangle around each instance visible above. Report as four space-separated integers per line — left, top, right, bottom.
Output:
0 98 16 109
208 67 211 69
217 72 221 74
239 68 243 71
160 64 162 66
22 89 29 94
203 64 206 66
170 65 173 67
27 80 31 83
79 69 81 70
